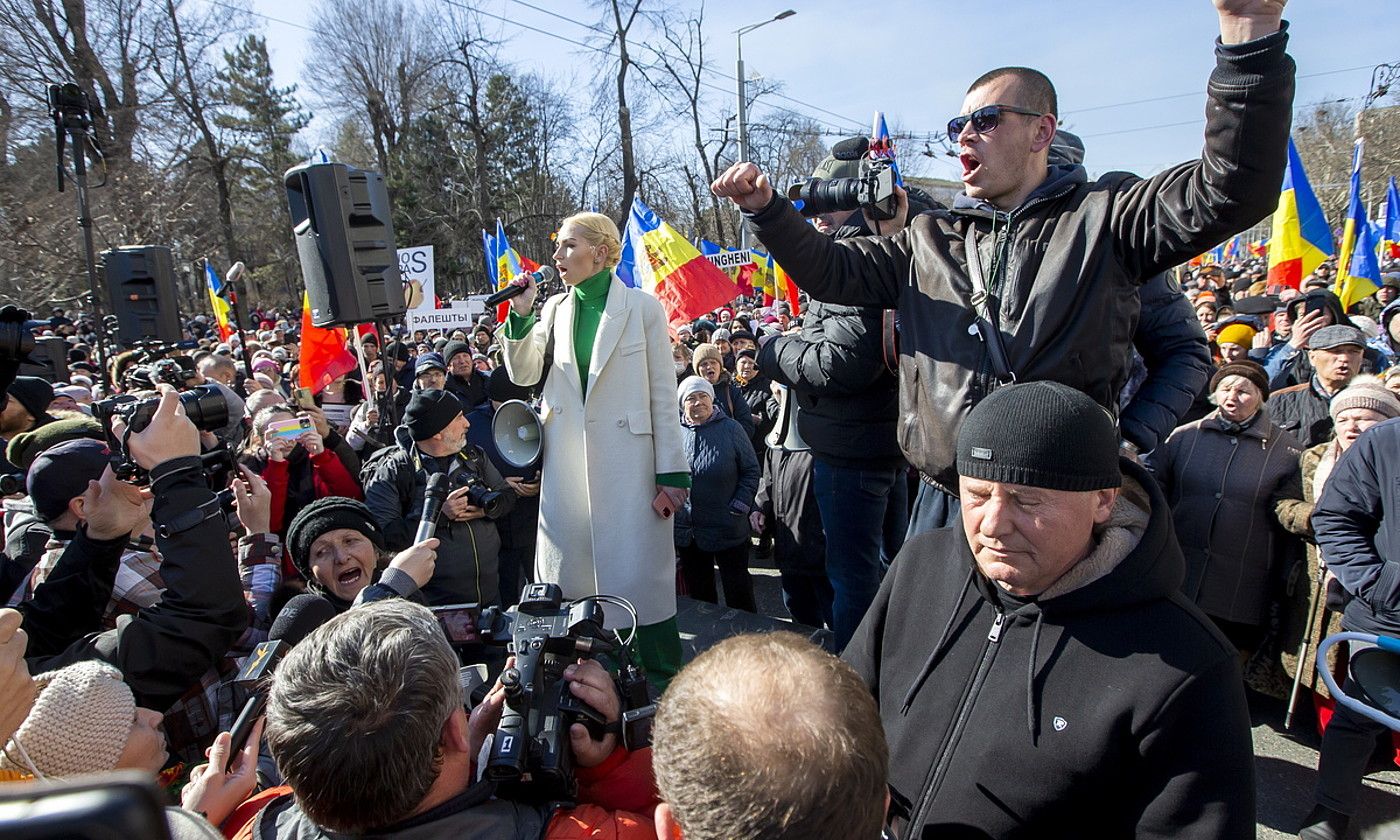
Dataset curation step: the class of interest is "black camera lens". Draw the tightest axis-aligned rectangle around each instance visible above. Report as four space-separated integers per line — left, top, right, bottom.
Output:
180 384 230 433
0 473 25 495
788 177 864 217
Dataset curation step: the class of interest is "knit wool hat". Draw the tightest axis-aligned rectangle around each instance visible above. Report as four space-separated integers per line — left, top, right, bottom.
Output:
443 340 472 364
1329 376 1400 421
1215 322 1257 348
404 388 463 441
1209 360 1271 401
678 375 715 406
692 342 722 374
6 377 54 425
286 496 385 580
6 416 104 472
956 381 1121 491
27 439 111 522
1 661 135 778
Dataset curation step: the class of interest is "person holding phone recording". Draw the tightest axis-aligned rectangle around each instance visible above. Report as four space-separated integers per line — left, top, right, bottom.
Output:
239 404 362 545
499 212 689 688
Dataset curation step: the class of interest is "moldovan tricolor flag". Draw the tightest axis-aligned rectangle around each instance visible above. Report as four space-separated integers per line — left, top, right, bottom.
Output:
299 292 358 394
491 221 540 321
1266 139 1331 289
1381 176 1400 261
1333 141 1382 311
204 261 233 340
620 198 737 324
764 250 801 316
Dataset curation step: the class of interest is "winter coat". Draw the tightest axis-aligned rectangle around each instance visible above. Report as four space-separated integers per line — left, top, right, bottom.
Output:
1313 416 1400 636
755 446 824 575
704 370 754 444
362 426 511 607
1268 378 1335 448
1120 273 1214 452
1146 409 1304 626
746 29 1294 491
1276 441 1347 700
446 370 489 411
737 373 777 450
499 274 689 626
676 404 759 552
844 461 1255 838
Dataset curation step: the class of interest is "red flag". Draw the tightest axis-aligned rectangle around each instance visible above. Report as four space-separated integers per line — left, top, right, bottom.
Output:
299 293 358 394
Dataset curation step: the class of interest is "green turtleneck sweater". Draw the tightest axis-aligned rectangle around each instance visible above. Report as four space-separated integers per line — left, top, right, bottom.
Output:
503 269 689 488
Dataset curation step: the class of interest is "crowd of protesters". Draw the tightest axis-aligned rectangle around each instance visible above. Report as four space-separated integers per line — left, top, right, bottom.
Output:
2 3 1398 838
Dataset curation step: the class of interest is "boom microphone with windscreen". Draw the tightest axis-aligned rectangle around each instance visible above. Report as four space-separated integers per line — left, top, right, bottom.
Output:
484 266 558 307
224 594 337 769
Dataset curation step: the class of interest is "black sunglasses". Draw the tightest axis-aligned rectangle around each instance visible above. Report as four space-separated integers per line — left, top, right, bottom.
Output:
947 104 1044 139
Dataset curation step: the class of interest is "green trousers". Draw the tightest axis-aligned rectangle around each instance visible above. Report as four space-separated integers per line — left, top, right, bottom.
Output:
632 616 683 694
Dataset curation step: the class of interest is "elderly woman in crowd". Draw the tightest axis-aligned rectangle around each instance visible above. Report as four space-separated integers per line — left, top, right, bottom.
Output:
691 342 754 443
499 211 689 686
1146 361 1305 658
675 376 760 613
1277 376 1400 723
283 498 438 613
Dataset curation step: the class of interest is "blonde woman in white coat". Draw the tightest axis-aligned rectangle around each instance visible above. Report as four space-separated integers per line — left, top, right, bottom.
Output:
499 212 690 686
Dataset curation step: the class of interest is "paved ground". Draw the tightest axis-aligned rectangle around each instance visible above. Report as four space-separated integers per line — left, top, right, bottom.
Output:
679 549 1400 839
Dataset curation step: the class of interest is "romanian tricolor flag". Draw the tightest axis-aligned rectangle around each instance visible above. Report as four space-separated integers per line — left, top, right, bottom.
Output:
1249 240 1268 259
490 221 540 321
1267 139 1331 289
204 261 233 340
764 251 801 316
1333 141 1382 311
1381 177 1400 261
1223 234 1241 263
298 292 358 394
619 197 738 324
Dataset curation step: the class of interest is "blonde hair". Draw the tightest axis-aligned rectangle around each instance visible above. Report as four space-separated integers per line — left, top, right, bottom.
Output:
560 212 622 267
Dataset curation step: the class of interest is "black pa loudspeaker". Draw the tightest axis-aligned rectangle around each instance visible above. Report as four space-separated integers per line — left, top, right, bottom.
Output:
101 246 180 346
284 161 404 327
17 337 70 384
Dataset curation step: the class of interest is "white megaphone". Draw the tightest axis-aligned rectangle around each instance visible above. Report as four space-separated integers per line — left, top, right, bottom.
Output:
492 399 543 474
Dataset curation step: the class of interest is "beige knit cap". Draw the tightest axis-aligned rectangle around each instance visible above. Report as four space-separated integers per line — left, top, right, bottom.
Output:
1329 376 1400 421
692 342 722 374
0 660 135 778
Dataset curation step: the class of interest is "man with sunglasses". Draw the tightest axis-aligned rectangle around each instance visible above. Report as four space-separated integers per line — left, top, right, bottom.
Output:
714 0 1294 537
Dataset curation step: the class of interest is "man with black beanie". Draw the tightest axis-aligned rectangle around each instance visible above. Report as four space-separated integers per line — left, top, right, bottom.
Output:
443 339 488 410
363 388 514 606
844 381 1254 838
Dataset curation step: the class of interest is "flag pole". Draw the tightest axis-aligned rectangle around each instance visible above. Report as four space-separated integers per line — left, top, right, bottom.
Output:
216 258 254 383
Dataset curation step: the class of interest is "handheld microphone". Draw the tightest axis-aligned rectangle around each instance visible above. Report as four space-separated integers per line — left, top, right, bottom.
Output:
415 472 451 543
484 266 558 307
224 594 337 769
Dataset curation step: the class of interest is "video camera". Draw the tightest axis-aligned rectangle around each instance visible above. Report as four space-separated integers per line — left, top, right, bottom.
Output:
787 135 899 221
458 583 654 802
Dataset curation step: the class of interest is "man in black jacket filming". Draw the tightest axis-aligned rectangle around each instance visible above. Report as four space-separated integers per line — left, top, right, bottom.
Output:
845 381 1253 838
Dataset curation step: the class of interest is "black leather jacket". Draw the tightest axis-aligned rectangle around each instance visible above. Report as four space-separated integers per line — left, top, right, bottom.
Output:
747 28 1295 490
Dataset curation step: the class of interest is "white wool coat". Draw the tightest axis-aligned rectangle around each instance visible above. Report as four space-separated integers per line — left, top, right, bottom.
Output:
500 274 688 625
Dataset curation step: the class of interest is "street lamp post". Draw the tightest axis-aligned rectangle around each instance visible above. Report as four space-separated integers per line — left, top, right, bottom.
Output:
734 9 795 248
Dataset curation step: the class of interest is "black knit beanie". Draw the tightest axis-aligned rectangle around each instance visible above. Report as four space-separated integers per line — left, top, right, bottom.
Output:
956 381 1121 491
285 496 385 580
487 366 531 403
404 388 463 441
443 340 472 365
7 377 54 425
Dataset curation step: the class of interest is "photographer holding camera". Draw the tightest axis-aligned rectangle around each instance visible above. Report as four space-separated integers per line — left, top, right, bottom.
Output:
364 389 514 607
21 385 248 711
714 0 1295 534
222 599 656 839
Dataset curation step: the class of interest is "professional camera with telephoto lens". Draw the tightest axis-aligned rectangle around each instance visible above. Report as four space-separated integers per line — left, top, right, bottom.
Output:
470 583 654 803
92 384 230 481
450 469 514 520
788 157 898 221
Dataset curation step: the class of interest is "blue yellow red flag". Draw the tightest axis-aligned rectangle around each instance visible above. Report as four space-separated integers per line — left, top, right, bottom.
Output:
204 261 233 340
1381 176 1400 261
1266 140 1331 288
620 198 738 323
1333 140 1382 310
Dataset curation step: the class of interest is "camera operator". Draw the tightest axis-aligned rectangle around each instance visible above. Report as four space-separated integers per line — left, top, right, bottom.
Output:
221 600 656 838
714 0 1294 534
757 150 932 648
21 386 249 712
363 389 514 607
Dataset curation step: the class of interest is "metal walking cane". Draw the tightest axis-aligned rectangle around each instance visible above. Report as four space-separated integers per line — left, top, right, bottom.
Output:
1285 561 1328 730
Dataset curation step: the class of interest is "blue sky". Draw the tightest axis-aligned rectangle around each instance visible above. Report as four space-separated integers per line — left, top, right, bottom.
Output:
249 0 1397 181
